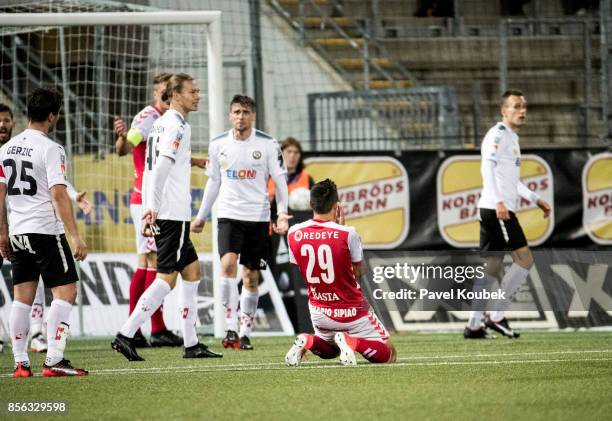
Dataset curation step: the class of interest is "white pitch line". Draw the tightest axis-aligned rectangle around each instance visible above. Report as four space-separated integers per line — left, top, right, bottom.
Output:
85 348 612 374
398 349 612 360
2 350 611 378
82 357 612 376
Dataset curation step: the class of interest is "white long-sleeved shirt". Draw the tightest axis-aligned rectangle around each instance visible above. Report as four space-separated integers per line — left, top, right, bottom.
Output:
478 122 540 212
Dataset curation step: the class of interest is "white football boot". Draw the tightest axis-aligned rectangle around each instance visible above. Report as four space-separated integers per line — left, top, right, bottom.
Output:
334 332 357 366
285 334 309 367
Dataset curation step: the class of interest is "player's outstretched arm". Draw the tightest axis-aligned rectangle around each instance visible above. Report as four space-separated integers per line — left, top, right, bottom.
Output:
50 185 87 261
192 176 221 233
536 199 551 218
66 181 93 215
273 213 293 235
270 172 292 234
0 183 11 259
517 181 550 218
192 142 220 233
190 157 207 169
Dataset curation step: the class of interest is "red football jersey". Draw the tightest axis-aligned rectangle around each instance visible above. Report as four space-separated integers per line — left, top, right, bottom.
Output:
288 218 369 322
129 105 162 205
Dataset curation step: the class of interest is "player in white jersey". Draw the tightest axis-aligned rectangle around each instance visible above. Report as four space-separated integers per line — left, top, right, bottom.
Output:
113 73 184 348
112 73 222 361
0 88 88 377
0 103 92 355
465 90 551 340
192 95 291 351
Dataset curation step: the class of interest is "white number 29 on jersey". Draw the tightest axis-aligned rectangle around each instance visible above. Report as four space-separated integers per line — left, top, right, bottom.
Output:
300 244 335 284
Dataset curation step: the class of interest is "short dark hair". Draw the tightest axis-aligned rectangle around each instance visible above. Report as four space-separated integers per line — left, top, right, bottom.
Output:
153 72 172 85
162 73 194 102
0 103 13 119
230 94 256 112
27 88 63 122
501 89 524 106
310 178 338 214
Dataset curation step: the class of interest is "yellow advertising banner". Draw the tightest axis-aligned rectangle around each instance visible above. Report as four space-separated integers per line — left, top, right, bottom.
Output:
436 154 554 248
582 152 612 245
71 154 212 253
305 157 410 249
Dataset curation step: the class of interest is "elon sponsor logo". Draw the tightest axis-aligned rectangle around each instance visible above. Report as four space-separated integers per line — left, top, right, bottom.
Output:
226 169 257 180
582 152 612 245
181 308 189 319
305 156 409 249
437 154 554 248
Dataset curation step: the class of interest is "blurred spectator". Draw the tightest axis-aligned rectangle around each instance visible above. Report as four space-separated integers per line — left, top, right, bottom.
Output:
415 0 454 17
268 137 315 224
501 0 531 16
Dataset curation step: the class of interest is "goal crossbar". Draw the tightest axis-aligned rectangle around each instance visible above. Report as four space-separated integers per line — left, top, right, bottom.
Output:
0 11 221 26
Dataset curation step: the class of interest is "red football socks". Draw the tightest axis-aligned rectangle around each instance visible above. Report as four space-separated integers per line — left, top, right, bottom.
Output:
129 268 147 315
345 335 392 363
307 334 340 359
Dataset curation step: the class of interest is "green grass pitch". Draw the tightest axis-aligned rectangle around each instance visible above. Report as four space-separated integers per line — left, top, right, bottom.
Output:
1 331 611 420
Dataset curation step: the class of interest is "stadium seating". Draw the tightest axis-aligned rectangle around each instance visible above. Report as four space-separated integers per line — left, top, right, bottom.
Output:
270 0 606 147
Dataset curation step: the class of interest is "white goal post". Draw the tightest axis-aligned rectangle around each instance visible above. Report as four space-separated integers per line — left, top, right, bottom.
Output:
0 11 225 337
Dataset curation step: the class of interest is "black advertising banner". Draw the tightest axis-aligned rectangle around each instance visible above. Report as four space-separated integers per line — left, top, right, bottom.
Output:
305 149 611 249
360 249 612 330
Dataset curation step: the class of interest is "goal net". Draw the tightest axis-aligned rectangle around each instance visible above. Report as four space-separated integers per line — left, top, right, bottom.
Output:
0 1 224 337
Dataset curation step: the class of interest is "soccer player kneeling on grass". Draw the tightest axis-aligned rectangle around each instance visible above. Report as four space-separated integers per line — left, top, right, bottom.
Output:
284 179 396 366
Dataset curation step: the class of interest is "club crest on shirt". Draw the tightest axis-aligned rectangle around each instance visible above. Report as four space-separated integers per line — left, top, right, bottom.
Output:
252 150 262 160
294 230 303 241
219 151 229 169
60 152 66 174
